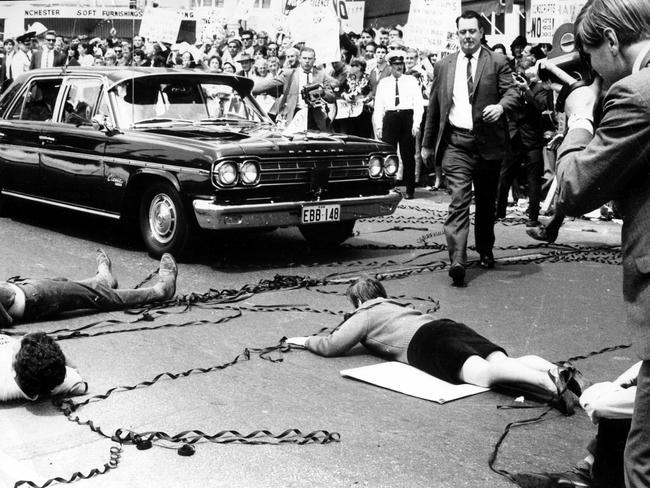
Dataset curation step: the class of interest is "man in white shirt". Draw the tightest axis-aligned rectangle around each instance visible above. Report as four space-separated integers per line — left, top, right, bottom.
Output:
421 11 518 286
29 30 66 70
10 35 32 80
373 50 424 199
0 332 85 402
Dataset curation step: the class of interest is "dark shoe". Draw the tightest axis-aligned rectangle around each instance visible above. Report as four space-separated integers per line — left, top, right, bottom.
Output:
526 219 541 227
479 252 495 269
526 224 558 243
548 369 579 416
448 263 465 287
404 193 414 200
555 362 592 397
512 468 592 488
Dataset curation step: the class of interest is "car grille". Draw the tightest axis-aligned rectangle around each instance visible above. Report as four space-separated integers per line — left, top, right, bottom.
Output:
258 156 369 183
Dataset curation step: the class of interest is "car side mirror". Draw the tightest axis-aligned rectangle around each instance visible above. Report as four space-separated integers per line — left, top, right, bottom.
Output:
92 114 117 134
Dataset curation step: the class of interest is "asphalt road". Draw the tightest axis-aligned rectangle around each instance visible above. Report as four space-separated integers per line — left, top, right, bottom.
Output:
0 190 633 488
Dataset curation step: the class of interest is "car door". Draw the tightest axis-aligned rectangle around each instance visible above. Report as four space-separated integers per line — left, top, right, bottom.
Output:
0 77 62 198
39 76 111 212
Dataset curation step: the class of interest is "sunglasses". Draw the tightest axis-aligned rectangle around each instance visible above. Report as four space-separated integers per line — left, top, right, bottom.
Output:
45 38 56 42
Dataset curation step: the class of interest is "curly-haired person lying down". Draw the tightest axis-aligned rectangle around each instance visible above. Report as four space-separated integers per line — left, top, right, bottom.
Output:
0 332 86 401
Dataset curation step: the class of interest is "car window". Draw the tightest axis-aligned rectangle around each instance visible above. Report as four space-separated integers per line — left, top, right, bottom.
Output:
7 78 62 121
0 84 22 117
110 75 267 128
61 78 103 126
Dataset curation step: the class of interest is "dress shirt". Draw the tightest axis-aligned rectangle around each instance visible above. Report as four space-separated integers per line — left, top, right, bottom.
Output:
296 69 313 110
448 47 481 130
372 73 424 133
10 50 30 78
40 47 55 69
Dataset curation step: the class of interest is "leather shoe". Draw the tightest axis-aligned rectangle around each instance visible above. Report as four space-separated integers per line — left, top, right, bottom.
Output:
555 362 592 397
512 468 591 487
548 369 579 416
404 194 414 200
448 263 465 287
479 252 495 269
526 224 558 243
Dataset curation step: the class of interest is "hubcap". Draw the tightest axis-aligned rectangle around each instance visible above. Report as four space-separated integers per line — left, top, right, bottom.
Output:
148 193 176 244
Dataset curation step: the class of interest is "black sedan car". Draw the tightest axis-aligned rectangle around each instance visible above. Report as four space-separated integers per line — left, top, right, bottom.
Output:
0 67 401 256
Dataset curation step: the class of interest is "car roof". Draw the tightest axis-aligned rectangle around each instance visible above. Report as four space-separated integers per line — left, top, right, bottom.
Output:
14 67 255 96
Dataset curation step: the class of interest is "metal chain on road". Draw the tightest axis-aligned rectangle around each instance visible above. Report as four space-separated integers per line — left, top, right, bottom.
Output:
13 342 338 488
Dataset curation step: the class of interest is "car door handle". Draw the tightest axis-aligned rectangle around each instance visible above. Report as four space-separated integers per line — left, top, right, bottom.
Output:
39 135 56 143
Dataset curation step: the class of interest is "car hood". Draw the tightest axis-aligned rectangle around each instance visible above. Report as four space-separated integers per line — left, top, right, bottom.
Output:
139 124 387 156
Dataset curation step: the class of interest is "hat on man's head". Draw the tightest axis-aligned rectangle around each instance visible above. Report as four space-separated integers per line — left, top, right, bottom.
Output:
387 50 406 65
235 52 253 64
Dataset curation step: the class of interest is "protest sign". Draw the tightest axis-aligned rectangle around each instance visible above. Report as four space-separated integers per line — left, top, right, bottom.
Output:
527 0 587 44
341 1 364 34
196 8 227 44
139 6 182 44
285 0 341 64
404 0 460 56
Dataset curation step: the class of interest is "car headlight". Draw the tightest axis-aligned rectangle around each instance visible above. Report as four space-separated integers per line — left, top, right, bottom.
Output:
368 155 383 178
215 161 238 186
383 155 399 177
240 160 260 185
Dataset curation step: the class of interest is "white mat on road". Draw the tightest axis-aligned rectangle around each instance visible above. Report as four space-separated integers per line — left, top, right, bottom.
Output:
340 361 489 404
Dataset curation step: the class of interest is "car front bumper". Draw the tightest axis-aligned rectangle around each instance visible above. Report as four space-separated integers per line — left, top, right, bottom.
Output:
192 191 402 230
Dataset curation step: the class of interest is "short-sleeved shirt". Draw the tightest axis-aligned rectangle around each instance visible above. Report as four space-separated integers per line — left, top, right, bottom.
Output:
0 334 85 402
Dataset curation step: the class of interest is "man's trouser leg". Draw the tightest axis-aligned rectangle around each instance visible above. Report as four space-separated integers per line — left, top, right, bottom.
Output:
472 157 501 257
624 360 650 487
440 130 476 266
591 418 631 488
523 147 544 223
18 279 163 321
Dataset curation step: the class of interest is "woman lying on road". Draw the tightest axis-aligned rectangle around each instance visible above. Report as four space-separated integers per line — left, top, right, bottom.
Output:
287 277 586 415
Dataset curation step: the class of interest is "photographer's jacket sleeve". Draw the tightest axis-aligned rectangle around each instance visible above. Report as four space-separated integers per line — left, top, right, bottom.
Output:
555 75 650 217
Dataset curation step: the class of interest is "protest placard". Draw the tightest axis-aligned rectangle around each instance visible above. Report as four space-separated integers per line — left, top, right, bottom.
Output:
285 0 341 64
341 1 364 34
527 0 587 44
139 6 182 44
404 0 460 56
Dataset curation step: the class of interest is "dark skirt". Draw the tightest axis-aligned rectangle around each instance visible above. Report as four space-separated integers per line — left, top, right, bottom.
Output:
406 318 507 384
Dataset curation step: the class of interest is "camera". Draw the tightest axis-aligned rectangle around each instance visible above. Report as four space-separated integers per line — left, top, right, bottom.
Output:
526 23 593 86
301 83 326 107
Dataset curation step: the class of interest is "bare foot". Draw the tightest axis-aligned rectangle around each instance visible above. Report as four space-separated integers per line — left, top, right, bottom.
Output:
154 253 177 300
96 249 118 289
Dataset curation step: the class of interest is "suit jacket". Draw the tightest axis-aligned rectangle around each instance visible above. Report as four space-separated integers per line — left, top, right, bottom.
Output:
252 67 334 124
556 63 650 358
29 48 67 70
422 48 519 164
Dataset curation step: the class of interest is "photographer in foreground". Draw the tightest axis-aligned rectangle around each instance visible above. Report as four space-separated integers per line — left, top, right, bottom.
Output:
544 1 650 485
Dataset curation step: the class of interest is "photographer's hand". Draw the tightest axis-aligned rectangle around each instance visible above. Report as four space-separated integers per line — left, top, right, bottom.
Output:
564 76 602 119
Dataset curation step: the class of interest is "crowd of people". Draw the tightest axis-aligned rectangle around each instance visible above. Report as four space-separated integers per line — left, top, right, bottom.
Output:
1 0 650 486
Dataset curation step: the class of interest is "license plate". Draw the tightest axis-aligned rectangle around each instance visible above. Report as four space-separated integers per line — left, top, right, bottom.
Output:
301 204 341 224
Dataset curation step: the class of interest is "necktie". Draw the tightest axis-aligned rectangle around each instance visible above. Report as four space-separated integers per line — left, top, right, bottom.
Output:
305 71 311 84
394 77 400 107
466 53 473 101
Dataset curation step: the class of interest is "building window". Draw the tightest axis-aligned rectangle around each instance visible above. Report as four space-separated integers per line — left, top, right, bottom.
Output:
254 0 271 7
191 0 225 6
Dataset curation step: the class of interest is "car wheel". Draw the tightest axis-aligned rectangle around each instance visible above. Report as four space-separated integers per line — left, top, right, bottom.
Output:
299 220 356 248
139 182 190 258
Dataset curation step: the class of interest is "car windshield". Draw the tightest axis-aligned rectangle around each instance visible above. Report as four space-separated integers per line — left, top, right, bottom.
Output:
109 75 270 128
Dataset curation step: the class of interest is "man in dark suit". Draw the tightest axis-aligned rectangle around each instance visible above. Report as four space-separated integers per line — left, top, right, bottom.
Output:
29 30 66 70
252 46 335 131
544 1 650 485
421 10 518 286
